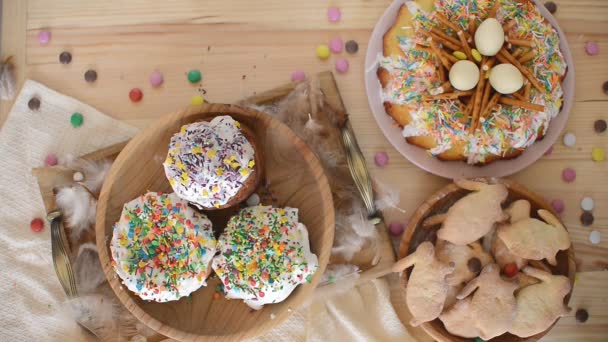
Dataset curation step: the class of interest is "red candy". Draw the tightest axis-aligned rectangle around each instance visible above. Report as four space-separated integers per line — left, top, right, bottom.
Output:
129 88 143 102
30 218 44 232
503 263 518 277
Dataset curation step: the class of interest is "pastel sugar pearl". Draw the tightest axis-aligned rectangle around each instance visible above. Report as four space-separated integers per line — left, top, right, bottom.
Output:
327 7 341 22
329 37 343 53
389 222 405 236
38 31 51 45
335 58 349 73
291 70 306 82
374 151 389 167
149 71 164 87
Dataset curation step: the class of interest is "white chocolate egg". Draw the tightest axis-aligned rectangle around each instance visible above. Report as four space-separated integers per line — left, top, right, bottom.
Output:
449 60 480 91
489 63 524 94
475 18 505 56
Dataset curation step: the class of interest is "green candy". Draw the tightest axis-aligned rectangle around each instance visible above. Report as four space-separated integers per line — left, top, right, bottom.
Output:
453 51 467 60
70 112 83 127
187 69 202 83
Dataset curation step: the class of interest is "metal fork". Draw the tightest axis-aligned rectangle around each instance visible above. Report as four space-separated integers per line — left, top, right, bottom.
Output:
48 210 78 298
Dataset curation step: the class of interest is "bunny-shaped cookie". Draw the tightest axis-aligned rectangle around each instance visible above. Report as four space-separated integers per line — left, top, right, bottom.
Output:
439 297 480 338
510 267 572 337
456 264 518 340
393 241 455 326
497 200 571 266
436 179 509 245
436 239 494 286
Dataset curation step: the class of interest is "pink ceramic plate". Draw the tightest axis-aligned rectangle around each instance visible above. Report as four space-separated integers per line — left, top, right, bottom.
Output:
364 0 574 179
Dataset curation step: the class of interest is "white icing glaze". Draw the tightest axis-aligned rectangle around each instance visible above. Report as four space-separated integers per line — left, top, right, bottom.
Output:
164 115 255 209
110 192 216 302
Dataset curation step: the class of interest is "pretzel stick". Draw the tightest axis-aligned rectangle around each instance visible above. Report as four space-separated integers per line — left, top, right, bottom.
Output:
488 1 500 18
429 81 452 95
503 20 517 32
436 13 470 40
468 15 477 37
442 50 459 63
477 92 501 130
464 93 475 114
499 97 545 111
512 92 527 101
431 27 461 47
480 80 493 117
469 57 487 133
508 38 534 48
518 50 536 64
457 31 473 60
437 60 447 82
511 48 525 59
524 81 531 98
423 91 474 101
429 38 453 70
420 30 462 51
497 48 545 94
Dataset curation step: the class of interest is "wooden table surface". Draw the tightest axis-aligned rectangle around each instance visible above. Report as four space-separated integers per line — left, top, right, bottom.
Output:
1 0 606 340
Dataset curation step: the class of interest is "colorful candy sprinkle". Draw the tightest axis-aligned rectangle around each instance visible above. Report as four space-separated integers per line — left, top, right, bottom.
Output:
591 147 605 162
187 69 202 83
388 222 404 236
70 112 84 127
594 119 607 133
335 58 349 73
585 41 599 56
149 71 164 87
575 309 589 323
44 153 58 166
84 69 97 83
59 51 72 64
589 230 601 244
329 37 344 53
581 212 594 226
562 168 576 183
316 45 331 60
30 218 44 232
191 95 204 105
28 97 40 111
345 40 359 54
581 197 595 211
562 132 576 147
551 199 565 214
467 257 482 273
374 151 389 167
129 88 143 102
291 70 306 82
327 7 341 22
38 31 51 45
73 171 84 182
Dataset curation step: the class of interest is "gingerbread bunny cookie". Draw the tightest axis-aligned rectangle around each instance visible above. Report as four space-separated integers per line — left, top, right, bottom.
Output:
510 267 572 337
436 239 494 286
456 264 518 340
497 201 571 266
393 241 455 326
492 200 530 268
439 297 480 338
436 179 509 245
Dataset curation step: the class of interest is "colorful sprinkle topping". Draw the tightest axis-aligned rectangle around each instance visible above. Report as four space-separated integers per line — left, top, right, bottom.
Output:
212 206 318 309
164 116 255 209
110 192 216 302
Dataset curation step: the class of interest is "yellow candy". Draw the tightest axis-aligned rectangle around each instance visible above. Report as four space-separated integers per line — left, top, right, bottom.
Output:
471 49 482 63
591 147 605 162
239 168 250 176
202 189 209 197
206 149 216 158
191 95 204 105
212 185 219 193
234 120 241 128
453 51 467 60
316 44 330 60
191 146 202 154
180 125 187 134
248 160 255 168
215 168 224 176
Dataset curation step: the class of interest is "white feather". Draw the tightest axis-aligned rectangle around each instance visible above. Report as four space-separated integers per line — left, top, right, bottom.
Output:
374 178 406 213
307 264 361 306
332 205 378 261
67 158 113 194
55 186 96 242
0 58 16 100
74 243 106 294
304 113 324 133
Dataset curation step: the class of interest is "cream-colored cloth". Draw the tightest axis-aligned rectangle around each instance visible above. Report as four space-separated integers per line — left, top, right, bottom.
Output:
0 80 138 341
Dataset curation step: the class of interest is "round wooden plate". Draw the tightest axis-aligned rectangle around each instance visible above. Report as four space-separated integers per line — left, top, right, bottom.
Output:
397 178 576 342
96 103 335 341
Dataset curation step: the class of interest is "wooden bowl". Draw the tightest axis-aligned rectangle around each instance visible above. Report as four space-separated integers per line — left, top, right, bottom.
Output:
398 178 575 342
96 103 334 341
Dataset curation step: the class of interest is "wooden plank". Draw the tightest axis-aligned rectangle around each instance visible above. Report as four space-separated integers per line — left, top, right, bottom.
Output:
0 0 26 125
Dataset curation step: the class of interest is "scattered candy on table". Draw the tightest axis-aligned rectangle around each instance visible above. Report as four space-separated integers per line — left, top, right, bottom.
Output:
70 112 84 127
30 218 44 232
84 69 97 83
594 119 607 133
335 58 349 73
129 88 143 102
589 230 601 245
388 222 404 236
603 81 608 95
246 193 261 206
291 70 306 82
28 97 40 111
585 41 599 56
544 1 557 14
580 211 594 226
591 147 605 162
149 71 164 87
38 31 51 45
562 132 576 147
562 168 576 183
59 51 72 64
551 199 565 214
329 37 343 53
73 171 84 182
374 151 389 167
187 69 202 83
316 45 330 60
580 197 594 211
191 94 204 105
44 153 58 166
327 7 341 22
345 40 359 54
575 309 589 323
